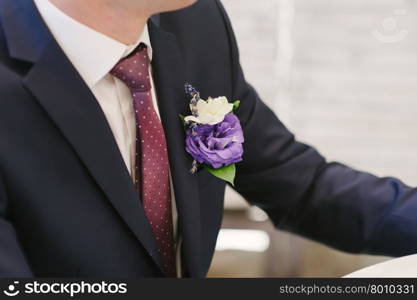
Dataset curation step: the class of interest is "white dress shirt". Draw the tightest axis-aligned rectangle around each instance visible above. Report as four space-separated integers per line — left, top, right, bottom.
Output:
34 0 181 276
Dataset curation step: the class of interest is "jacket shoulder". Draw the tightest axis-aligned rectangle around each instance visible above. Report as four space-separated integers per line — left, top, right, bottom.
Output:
159 0 230 43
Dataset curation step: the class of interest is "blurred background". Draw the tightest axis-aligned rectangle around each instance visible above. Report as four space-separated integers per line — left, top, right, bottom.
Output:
207 0 417 277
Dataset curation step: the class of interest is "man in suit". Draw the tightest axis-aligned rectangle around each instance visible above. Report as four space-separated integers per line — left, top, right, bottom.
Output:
0 0 416 278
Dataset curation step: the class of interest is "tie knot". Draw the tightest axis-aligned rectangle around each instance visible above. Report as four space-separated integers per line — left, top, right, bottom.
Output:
110 43 151 92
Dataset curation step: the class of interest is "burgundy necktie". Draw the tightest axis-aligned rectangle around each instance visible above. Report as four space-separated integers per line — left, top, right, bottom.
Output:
110 43 176 277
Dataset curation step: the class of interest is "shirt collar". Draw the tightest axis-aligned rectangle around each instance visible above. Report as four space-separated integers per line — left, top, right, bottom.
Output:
34 0 153 89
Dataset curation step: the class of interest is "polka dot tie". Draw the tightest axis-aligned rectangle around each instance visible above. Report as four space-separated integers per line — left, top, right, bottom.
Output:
110 44 176 277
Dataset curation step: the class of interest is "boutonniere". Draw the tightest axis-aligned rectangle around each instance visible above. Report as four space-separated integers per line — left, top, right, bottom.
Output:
179 84 244 186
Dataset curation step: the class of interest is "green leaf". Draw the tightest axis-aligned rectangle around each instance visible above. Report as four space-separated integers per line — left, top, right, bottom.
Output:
179 114 185 123
233 100 241 111
204 164 236 186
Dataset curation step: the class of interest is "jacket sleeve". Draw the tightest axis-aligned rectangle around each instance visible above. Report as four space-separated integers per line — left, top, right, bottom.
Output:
0 172 33 277
216 0 417 257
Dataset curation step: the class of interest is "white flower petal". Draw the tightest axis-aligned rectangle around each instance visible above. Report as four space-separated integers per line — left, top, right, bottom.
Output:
190 96 233 125
184 116 202 124
196 100 208 114
222 103 234 114
214 96 229 105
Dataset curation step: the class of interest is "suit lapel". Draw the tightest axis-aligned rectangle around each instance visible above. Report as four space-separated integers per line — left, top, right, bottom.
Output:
148 20 203 277
1 0 163 271
0 0 205 277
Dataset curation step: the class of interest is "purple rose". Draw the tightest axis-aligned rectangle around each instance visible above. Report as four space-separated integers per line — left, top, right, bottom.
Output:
185 113 244 169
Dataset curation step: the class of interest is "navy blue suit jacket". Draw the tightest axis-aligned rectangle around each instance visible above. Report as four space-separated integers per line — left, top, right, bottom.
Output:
0 0 416 277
